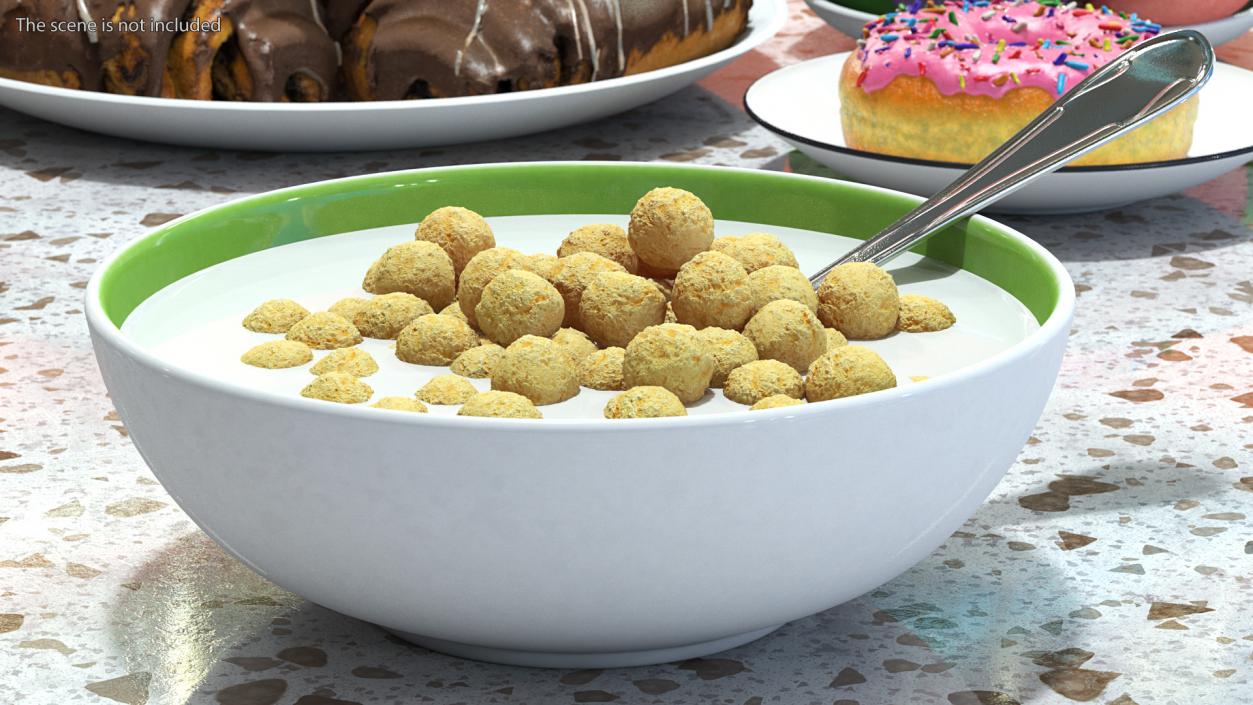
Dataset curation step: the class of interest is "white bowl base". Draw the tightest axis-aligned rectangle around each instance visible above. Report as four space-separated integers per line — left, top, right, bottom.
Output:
390 624 783 668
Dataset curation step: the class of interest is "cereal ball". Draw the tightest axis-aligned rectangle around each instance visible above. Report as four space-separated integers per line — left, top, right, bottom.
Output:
579 271 667 348
698 327 758 387
372 397 429 413
604 386 687 419
552 252 626 328
353 292 435 339
817 262 899 340
243 298 309 333
579 347 626 391
748 265 817 315
363 241 456 310
805 346 897 402
897 294 955 333
671 251 754 331
328 297 369 321
450 343 504 379
639 259 680 281
558 224 639 273
241 340 312 369
415 206 495 277
458 391 543 419
456 247 531 326
473 269 565 345
825 327 849 351
439 301 469 322
664 302 677 324
742 299 826 373
527 252 563 282
417 374 479 404
628 187 714 273
491 335 580 405
552 327 598 363
711 233 799 273
311 347 378 377
751 394 805 411
622 323 714 404
286 312 363 350
395 313 480 366
301 372 372 404
724 360 804 405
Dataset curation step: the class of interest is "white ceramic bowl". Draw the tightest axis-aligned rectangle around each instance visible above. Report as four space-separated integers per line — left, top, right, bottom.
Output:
86 163 1074 667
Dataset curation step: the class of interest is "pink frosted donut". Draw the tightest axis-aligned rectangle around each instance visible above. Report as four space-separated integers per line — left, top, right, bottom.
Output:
839 0 1199 166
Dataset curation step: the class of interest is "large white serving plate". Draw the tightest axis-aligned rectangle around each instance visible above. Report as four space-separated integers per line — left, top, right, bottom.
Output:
0 0 785 152
746 53 1253 214
803 0 1253 46
123 213 1038 419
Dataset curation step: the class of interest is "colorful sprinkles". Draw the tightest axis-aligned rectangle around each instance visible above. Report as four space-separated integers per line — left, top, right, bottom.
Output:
854 1 1162 98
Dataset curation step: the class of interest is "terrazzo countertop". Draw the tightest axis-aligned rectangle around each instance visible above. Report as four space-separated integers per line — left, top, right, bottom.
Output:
1 4 1250 704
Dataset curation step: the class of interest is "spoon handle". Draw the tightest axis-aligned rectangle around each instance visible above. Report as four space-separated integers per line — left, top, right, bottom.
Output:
809 29 1215 286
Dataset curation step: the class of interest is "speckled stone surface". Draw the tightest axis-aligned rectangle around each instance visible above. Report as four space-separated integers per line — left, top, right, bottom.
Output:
1 4 1251 704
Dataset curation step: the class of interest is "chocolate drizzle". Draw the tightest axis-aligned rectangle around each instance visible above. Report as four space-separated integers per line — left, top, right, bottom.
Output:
1 0 750 101
344 0 750 101
168 0 338 101
0 0 101 89
320 0 367 40
89 0 192 96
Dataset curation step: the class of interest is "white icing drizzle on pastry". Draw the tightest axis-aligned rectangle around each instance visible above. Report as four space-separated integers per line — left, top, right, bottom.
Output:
454 0 491 77
309 0 342 66
681 0 689 36
609 0 624 72
573 0 599 78
308 0 325 31
704 0 714 31
565 0 585 63
75 0 98 43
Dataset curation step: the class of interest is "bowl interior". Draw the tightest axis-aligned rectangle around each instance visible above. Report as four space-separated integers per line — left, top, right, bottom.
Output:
119 211 1041 418
96 163 1063 330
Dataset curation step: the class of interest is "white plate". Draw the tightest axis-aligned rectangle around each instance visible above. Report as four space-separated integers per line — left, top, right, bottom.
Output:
746 53 1253 214
122 213 1038 419
803 0 1253 46
0 0 785 152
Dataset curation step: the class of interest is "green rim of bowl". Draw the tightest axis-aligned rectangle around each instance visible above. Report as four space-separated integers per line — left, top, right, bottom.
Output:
97 163 1060 327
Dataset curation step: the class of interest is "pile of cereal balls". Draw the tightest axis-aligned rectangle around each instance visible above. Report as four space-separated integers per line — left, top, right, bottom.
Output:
239 191 954 419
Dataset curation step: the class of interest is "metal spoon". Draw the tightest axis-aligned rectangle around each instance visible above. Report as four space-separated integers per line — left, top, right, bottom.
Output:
808 29 1215 287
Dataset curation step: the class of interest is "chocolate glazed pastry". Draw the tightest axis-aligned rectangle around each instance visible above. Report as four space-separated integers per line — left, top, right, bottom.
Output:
0 0 101 90
88 0 191 96
320 0 368 41
342 0 751 101
168 0 338 101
